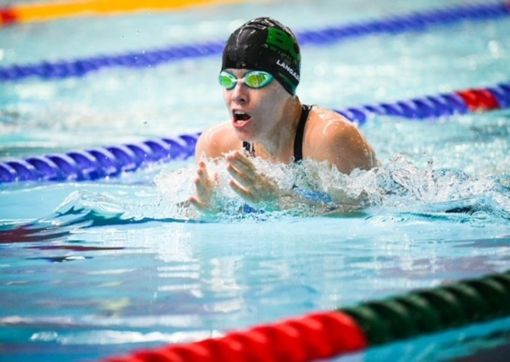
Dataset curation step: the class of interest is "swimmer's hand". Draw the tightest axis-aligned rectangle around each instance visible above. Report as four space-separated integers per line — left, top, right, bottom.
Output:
226 151 338 212
188 161 218 213
226 151 281 209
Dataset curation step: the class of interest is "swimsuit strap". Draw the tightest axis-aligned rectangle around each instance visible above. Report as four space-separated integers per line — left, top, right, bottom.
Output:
293 104 311 162
242 104 311 162
242 141 255 155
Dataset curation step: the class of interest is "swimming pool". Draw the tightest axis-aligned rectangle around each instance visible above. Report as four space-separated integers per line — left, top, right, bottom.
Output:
1 0 510 361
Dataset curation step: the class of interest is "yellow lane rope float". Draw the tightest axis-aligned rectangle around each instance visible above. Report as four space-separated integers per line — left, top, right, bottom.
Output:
0 0 246 26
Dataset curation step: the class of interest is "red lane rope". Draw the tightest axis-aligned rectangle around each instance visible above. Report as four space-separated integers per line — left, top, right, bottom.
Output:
456 89 500 112
0 8 18 26
104 311 367 362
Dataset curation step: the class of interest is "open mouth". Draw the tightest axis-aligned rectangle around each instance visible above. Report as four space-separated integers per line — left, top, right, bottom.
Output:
232 110 252 126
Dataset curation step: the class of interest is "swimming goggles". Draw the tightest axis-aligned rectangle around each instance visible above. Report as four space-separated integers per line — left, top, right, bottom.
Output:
218 70 274 90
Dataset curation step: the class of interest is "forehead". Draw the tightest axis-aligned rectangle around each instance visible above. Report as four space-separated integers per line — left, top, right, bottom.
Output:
225 68 254 77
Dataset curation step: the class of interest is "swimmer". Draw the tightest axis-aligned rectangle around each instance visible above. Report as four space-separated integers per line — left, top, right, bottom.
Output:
189 17 377 213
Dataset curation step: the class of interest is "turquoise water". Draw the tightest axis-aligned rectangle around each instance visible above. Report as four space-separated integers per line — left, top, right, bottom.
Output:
1 0 510 361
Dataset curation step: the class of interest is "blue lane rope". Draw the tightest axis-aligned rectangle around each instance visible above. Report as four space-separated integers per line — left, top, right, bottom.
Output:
338 93 468 126
338 82 509 125
1 2 509 82
1 82 508 184
0 134 199 183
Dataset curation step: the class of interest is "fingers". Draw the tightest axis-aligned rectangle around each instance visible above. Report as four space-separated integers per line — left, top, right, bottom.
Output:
188 196 209 212
226 152 278 204
195 175 208 198
227 163 255 187
194 177 209 201
197 161 209 181
229 180 255 203
226 151 258 187
188 196 203 209
190 161 218 213
226 152 257 199
227 151 256 175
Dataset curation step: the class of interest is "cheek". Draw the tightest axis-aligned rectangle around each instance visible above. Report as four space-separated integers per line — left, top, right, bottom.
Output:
223 90 230 105
259 89 287 115
263 98 279 115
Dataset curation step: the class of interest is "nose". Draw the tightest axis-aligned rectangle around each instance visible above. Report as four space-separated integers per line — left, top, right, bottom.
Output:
231 82 249 105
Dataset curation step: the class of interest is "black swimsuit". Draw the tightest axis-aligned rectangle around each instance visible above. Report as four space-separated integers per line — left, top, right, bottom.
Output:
242 104 312 162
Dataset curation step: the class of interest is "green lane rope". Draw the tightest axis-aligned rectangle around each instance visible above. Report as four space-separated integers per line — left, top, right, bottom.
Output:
341 270 510 346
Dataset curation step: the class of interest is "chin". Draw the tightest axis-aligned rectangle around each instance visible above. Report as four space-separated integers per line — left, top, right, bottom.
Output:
234 130 253 142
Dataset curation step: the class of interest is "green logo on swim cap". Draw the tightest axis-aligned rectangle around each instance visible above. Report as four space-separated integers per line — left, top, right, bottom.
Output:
266 27 300 61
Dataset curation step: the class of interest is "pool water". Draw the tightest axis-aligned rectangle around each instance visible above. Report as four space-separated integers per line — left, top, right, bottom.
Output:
1 0 510 361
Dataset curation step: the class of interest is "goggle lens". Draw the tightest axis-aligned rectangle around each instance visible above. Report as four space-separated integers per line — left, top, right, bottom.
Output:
218 72 237 90
244 71 273 88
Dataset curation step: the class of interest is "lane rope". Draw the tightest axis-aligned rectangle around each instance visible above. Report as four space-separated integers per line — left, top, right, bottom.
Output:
1 81 508 184
102 270 510 362
0 134 199 184
1 2 510 82
339 82 509 125
0 0 246 27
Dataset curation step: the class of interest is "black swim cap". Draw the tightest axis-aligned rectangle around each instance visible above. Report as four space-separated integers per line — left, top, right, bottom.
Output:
221 17 301 95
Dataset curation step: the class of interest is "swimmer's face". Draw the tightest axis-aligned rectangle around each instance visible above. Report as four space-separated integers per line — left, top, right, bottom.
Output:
223 68 291 140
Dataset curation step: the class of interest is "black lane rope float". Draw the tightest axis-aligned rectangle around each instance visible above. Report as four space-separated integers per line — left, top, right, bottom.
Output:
103 269 510 362
342 270 510 346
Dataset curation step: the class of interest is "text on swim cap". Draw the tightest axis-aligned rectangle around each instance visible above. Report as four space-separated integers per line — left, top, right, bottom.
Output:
276 59 300 82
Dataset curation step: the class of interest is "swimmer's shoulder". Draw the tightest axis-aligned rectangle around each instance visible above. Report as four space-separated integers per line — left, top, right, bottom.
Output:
308 106 357 133
305 106 377 171
306 106 361 148
195 121 240 160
